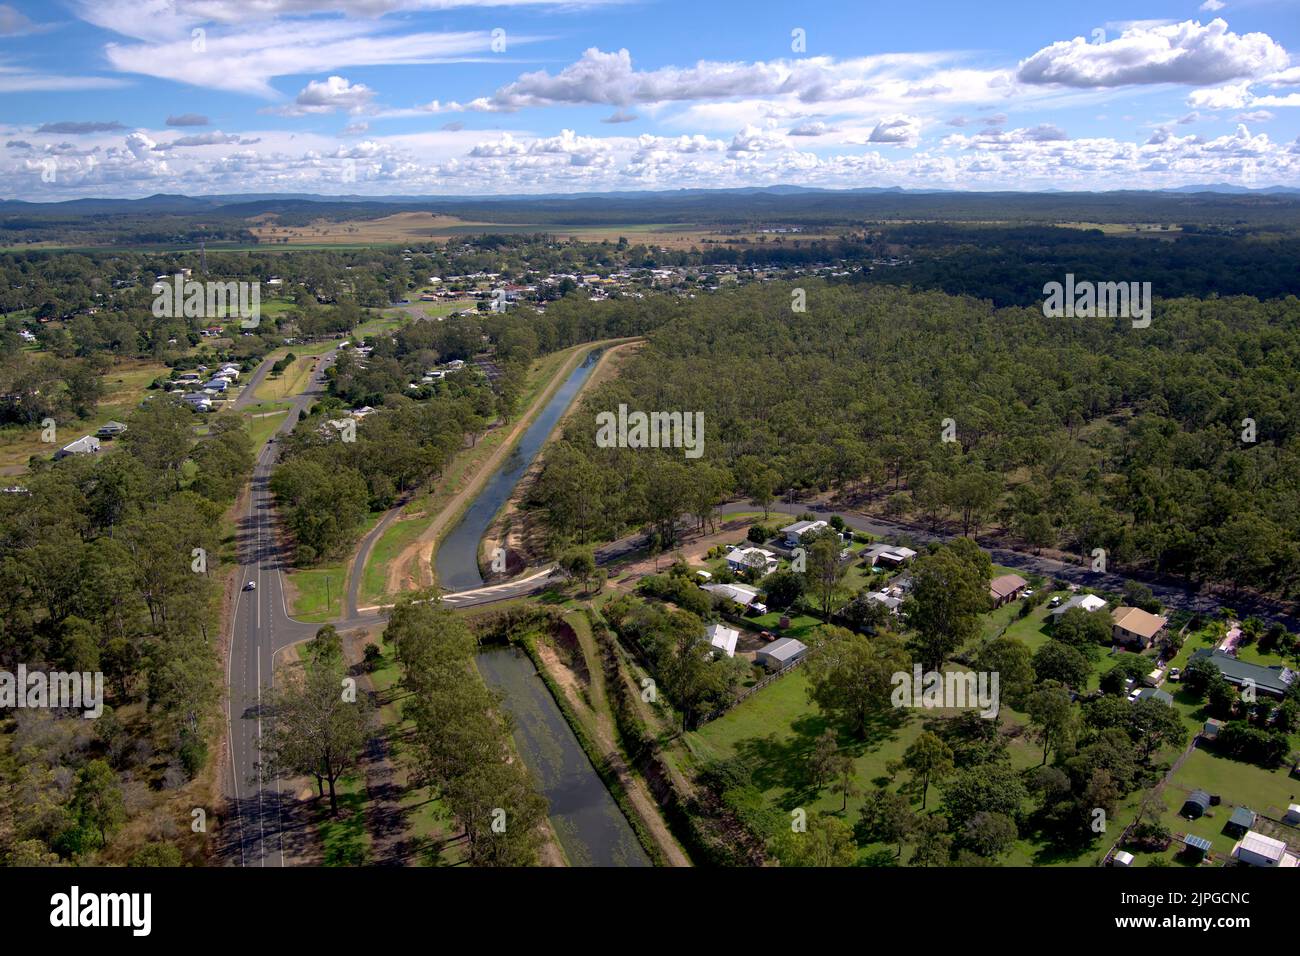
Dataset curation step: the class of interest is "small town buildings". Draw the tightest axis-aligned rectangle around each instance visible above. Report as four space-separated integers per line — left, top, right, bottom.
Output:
863 544 918 567
1225 807 1257 838
1231 831 1297 867
1188 648 1296 699
988 573 1028 607
1112 606 1168 649
1181 790 1212 820
780 519 828 547
756 637 808 671
1132 686 1173 706
726 546 778 576
703 623 739 658
867 590 904 614
1048 593 1107 620
701 582 761 610
53 435 100 459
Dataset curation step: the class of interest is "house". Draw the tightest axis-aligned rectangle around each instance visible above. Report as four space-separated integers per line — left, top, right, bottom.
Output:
863 544 918 568
53 435 100 459
1111 606 1168 649
1181 790 1212 820
1225 807 1257 838
702 623 739 658
1132 687 1173 706
1231 831 1297 867
701 582 760 609
1188 648 1296 699
726 547 778 576
988 573 1028 607
866 591 904 614
756 637 808 671
780 519 828 547
349 406 376 420
95 421 128 439
1048 593 1107 620
18 329 36 343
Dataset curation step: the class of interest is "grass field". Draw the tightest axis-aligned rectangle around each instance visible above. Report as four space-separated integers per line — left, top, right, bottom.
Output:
255 354 316 401
285 512 384 621
0 358 167 474
246 409 288 447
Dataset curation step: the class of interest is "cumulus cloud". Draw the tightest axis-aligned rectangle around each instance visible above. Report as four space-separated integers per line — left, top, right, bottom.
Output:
867 115 922 146
421 47 955 114
1188 81 1252 109
1017 18 1288 88
281 75 376 115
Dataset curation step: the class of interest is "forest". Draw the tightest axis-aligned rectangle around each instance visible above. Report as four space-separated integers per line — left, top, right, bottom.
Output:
0 397 254 865
529 280 1300 600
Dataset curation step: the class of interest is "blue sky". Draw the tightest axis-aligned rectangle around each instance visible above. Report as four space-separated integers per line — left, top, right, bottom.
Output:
2 0 1299 198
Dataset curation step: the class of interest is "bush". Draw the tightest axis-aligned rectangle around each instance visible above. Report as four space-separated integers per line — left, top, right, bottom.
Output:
363 642 383 671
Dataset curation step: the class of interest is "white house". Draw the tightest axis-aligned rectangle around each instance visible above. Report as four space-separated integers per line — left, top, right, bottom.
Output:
701 582 760 609
1049 593 1107 620
726 546 778 576
703 623 739 658
780 519 828 547
54 435 101 459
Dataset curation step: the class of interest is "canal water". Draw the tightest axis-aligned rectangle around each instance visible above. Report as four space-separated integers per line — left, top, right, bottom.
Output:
476 645 651 867
435 348 602 592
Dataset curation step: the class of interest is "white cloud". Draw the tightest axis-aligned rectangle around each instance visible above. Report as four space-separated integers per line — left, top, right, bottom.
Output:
104 22 514 97
282 76 376 115
1188 80 1252 109
1017 18 1287 88
866 115 922 146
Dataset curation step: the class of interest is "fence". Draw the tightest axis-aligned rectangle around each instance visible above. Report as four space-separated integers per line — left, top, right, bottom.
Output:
696 653 810 727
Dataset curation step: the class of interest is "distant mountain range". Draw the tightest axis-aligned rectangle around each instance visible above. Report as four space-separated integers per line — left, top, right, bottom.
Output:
2 182 1298 212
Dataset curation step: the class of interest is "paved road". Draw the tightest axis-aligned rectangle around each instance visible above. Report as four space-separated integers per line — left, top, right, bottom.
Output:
221 345 558 866
224 349 337 867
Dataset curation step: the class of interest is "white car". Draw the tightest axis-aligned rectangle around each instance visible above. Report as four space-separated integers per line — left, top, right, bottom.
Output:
244 581 256 591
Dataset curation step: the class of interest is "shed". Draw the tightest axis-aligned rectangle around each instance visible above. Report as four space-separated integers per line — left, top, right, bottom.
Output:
756 637 807 671
1181 790 1212 819
1233 830 1287 867
1284 804 1300 825
1111 850 1134 867
1202 719 1223 740
1183 834 1212 860
1225 806 1257 837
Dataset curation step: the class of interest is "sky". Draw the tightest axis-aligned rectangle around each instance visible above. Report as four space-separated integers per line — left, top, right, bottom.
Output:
2 0 1300 199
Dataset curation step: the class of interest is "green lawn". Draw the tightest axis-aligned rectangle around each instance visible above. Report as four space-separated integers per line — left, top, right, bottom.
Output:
246 409 288 447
